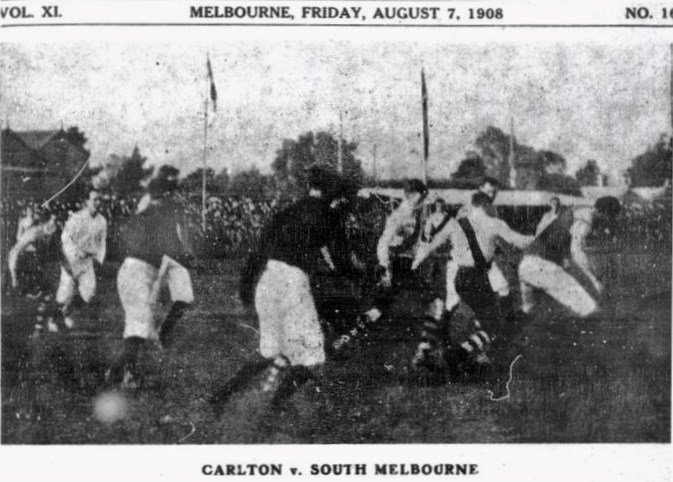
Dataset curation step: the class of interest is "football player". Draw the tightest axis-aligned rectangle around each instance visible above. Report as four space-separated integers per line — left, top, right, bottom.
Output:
210 166 357 412
55 189 107 330
107 174 194 387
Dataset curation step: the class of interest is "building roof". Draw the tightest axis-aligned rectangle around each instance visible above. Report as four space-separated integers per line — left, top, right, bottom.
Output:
13 130 60 151
359 187 593 207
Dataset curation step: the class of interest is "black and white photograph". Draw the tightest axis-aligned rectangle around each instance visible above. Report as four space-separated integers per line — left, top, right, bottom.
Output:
0 34 670 452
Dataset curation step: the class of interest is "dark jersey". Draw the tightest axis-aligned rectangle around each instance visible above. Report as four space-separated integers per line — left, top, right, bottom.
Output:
525 207 574 266
239 196 351 306
258 197 347 273
117 199 190 269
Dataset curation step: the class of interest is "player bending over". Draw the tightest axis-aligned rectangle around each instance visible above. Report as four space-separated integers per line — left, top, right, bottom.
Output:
107 175 194 388
55 189 107 331
210 166 357 413
411 192 534 372
518 196 620 317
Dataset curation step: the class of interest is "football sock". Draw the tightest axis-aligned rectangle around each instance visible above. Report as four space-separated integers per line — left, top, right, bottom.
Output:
159 301 190 347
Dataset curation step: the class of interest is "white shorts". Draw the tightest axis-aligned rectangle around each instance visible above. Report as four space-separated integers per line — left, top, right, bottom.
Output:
488 262 509 297
56 258 96 305
118 258 160 340
254 260 325 367
518 255 597 317
155 255 194 304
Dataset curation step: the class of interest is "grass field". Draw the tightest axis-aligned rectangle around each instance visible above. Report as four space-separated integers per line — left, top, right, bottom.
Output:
1 245 670 444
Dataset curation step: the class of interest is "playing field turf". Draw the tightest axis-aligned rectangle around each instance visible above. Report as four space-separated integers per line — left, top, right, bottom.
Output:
1 245 670 444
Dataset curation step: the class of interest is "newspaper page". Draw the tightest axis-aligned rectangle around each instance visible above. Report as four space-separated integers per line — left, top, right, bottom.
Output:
0 1 670 481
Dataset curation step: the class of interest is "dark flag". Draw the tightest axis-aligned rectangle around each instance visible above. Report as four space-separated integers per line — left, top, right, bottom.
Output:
421 69 430 182
421 68 429 182
207 55 218 112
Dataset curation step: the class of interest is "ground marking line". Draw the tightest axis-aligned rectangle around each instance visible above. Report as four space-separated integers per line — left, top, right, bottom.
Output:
177 422 196 444
487 354 523 402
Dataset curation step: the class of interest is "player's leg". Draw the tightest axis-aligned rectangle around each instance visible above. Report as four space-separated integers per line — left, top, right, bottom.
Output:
158 256 194 347
412 297 446 370
77 262 96 304
210 356 277 416
412 258 462 371
281 265 325 368
519 255 597 317
445 259 461 312
65 262 96 329
518 259 536 315
108 259 157 386
210 261 282 413
268 265 325 407
55 265 76 332
488 262 509 298
570 221 603 294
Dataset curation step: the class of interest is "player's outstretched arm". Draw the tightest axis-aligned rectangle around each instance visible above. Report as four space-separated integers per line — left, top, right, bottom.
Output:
570 221 603 293
95 220 108 265
497 219 535 250
411 218 455 270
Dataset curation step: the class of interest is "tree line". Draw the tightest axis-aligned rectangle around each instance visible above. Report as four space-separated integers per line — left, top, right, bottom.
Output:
73 125 671 200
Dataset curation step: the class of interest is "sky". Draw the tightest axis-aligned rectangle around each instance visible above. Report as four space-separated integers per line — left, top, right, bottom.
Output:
1 42 670 182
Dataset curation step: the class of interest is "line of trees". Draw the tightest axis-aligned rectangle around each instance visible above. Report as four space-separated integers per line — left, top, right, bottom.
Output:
73 126 671 201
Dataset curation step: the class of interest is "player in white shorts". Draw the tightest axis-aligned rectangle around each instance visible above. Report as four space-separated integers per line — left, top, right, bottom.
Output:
107 175 194 387
56 189 107 330
211 166 357 412
518 197 620 317
412 192 534 369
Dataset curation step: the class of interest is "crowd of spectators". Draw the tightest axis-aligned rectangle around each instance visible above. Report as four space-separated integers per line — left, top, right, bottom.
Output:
1 189 670 265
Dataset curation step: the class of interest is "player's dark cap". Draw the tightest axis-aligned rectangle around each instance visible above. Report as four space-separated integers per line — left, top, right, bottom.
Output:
472 192 493 207
403 178 428 197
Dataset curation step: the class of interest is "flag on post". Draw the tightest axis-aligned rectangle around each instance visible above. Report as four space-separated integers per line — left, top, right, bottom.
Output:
421 68 429 184
207 55 218 112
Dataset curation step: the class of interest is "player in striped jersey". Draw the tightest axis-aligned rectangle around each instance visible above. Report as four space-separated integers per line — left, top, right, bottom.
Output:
411 192 534 373
106 174 194 387
8 212 60 335
330 179 430 354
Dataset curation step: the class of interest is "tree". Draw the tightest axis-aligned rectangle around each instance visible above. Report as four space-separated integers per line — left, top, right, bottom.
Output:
575 160 601 186
473 126 511 186
94 146 154 196
156 164 180 180
64 126 88 150
272 131 364 197
452 151 487 184
180 167 215 194
212 168 230 194
228 167 275 199
471 125 542 189
627 134 672 187
537 173 582 196
538 150 567 174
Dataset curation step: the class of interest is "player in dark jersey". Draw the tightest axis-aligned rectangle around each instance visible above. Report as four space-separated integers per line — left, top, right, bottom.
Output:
107 174 194 387
518 199 601 318
210 166 358 413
